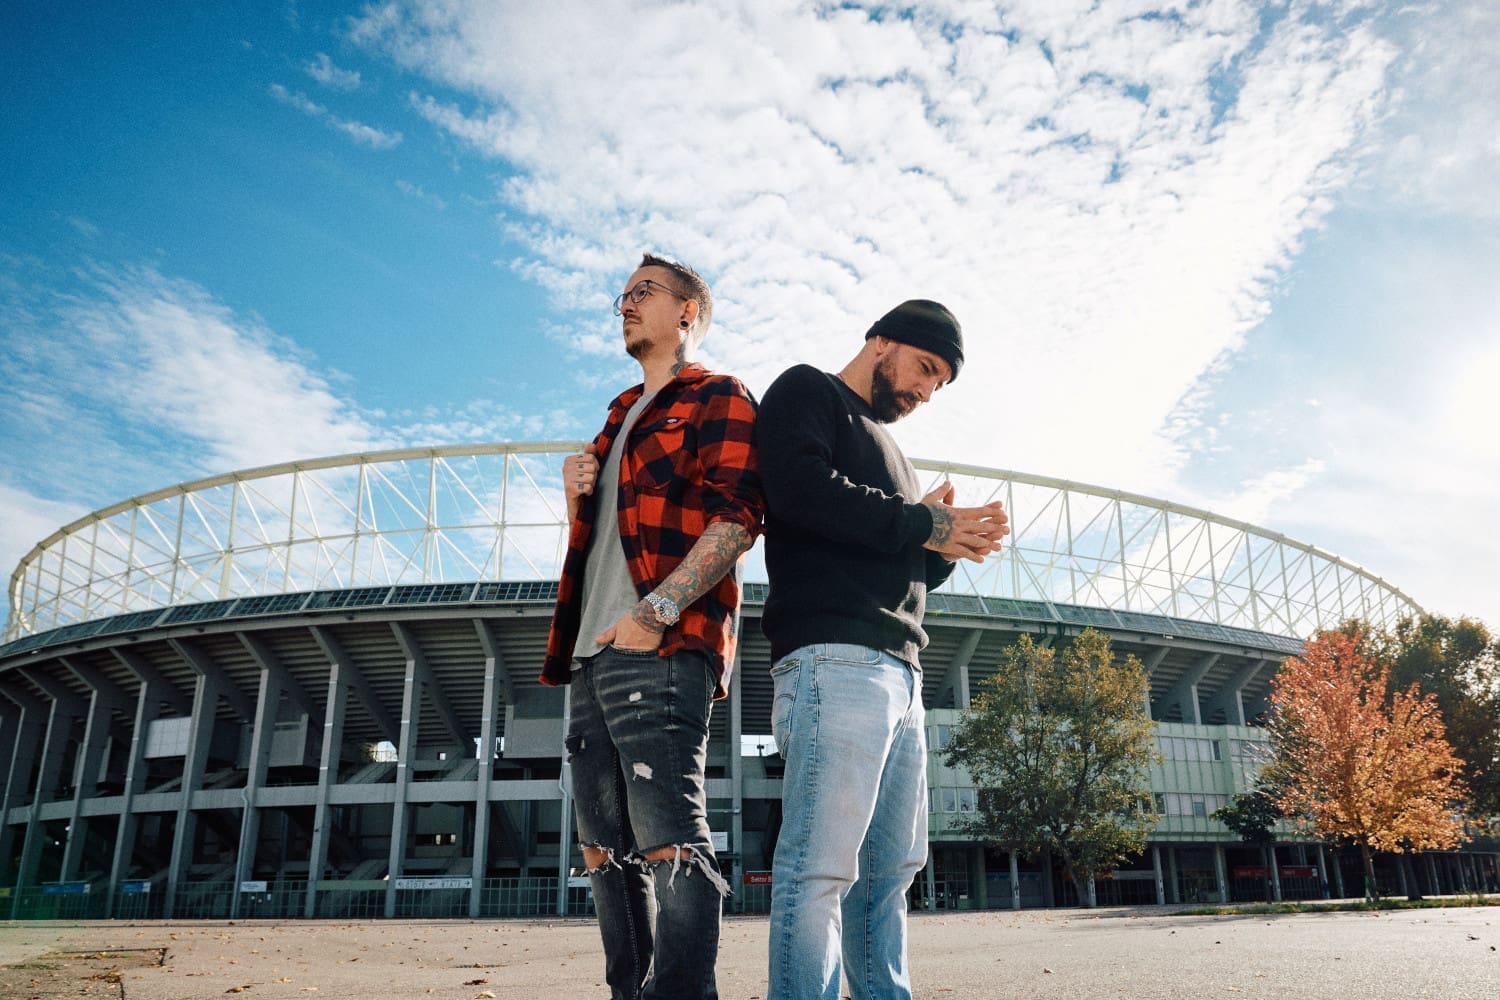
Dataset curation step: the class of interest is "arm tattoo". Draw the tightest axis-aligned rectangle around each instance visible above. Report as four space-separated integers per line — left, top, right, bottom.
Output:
926 504 955 546
653 521 753 612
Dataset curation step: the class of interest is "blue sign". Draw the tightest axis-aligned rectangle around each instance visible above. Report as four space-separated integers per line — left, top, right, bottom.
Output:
41 882 90 896
121 880 152 894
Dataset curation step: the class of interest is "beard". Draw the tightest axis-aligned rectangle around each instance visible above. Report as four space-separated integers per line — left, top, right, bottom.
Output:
870 357 922 423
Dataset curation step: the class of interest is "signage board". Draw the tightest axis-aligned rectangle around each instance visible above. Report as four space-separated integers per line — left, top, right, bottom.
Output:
41 882 90 896
121 880 152 894
743 872 772 886
393 877 472 891
239 881 269 893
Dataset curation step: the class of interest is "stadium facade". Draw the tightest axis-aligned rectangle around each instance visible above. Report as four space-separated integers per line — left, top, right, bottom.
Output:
2 443 1493 920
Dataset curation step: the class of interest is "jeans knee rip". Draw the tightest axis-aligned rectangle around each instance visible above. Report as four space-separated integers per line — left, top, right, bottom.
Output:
579 842 623 875
637 844 732 898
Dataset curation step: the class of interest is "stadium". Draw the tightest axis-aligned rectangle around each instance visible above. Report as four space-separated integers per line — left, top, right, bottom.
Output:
2 443 1494 920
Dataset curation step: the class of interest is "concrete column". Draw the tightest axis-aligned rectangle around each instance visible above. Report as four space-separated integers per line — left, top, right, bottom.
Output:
164 671 220 919
0 699 45 886
385 651 422 918
470 627 502 918
1395 855 1410 897
1315 844 1330 899
1166 847 1180 904
924 846 937 910
1425 853 1440 896
231 663 284 918
1152 846 1165 904
60 688 115 880
106 682 161 916
304 651 347 919
1010 851 1022 910
1213 845 1229 904
13 695 82 904
1040 848 1055 907
728 648 744 914
973 846 988 908
1269 843 1283 902
1331 849 1345 898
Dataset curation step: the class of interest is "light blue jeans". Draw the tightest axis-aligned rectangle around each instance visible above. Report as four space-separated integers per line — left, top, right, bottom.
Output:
767 643 928 1000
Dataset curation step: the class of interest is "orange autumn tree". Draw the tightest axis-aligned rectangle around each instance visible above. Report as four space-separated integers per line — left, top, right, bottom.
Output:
1266 630 1469 899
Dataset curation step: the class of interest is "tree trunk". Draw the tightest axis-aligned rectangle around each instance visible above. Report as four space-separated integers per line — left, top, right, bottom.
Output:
1361 844 1379 901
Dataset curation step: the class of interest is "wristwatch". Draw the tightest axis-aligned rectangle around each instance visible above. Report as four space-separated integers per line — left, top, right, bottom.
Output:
643 592 680 627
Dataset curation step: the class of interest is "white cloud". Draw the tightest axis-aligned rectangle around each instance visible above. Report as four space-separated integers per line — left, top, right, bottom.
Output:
305 52 362 91
1375 2 1500 219
355 1 1396 493
395 178 447 210
269 82 402 149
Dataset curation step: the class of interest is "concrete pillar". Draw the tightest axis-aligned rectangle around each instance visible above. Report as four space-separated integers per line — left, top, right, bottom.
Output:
1269 843 1283 902
385 651 423 919
231 663 285 918
305 651 347 918
1212 845 1229 903
13 695 82 904
1040 848 1055 907
1395 855 1410 897
728 649 744 914
60 688 115 881
1315 844 1330 900
1152 846 1165 905
1010 851 1021 910
470 630 502 918
107 682 161 916
1331 849 1345 898
164 671 220 919
973 846 988 908
1166 847 1180 904
924 847 936 909
0 699 45 887
1425 853 1440 896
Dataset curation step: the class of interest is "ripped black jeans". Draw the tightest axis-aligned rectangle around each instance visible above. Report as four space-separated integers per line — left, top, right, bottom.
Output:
567 646 728 1000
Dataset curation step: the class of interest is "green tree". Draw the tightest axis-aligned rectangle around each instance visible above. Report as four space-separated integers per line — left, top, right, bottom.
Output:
944 629 1158 907
1212 786 1282 902
1374 615 1500 825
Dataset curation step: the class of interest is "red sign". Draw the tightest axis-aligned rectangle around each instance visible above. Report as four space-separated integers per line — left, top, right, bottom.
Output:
743 872 772 885
1281 866 1316 879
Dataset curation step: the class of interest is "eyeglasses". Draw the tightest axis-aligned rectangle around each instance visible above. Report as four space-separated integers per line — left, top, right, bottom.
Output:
612 279 690 316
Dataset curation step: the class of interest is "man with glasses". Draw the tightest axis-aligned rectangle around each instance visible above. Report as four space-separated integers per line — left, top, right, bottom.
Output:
756 300 1009 1000
542 252 762 999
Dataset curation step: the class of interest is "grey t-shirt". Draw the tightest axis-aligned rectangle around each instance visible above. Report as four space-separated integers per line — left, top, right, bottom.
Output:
574 390 658 663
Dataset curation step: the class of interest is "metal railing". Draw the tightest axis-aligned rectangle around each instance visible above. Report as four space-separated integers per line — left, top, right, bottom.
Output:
8 444 1420 642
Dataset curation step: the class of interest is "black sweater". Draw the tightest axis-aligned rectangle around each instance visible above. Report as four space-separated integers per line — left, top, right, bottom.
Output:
756 364 955 666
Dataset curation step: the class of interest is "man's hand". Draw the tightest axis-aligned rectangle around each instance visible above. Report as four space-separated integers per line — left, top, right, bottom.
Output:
595 600 666 652
564 444 600 521
921 480 1010 563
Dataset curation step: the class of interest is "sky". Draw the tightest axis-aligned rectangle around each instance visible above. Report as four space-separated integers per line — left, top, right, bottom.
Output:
2 0 1497 636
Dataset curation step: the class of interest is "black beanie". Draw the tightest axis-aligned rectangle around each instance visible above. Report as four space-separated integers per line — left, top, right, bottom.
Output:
864 299 964 383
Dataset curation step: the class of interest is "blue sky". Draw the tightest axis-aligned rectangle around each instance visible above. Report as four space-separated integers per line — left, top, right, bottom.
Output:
2 1 1497 633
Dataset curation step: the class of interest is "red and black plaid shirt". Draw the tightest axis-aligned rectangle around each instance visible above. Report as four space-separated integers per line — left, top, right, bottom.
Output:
542 363 763 699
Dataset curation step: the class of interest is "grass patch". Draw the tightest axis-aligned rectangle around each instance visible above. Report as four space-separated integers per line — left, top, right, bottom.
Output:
1179 893 1499 916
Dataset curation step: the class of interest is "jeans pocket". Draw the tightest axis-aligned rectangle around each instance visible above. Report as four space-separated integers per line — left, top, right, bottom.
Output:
770 656 801 758
812 642 883 665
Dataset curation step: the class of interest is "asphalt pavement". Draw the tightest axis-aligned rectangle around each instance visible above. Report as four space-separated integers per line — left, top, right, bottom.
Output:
2 903 1497 998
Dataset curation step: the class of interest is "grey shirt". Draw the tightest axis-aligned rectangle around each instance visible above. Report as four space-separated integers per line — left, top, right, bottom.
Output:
573 390 658 663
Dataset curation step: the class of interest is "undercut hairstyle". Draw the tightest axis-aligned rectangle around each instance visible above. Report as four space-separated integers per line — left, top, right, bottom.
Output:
641 252 713 345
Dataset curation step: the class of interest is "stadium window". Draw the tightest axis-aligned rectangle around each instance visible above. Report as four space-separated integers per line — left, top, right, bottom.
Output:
957 788 976 813
1191 798 1208 818
941 788 959 813
931 725 951 751
1211 740 1222 761
1153 794 1166 814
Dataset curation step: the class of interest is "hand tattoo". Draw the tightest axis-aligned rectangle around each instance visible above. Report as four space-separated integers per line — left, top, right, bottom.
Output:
926 503 955 546
630 599 666 633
